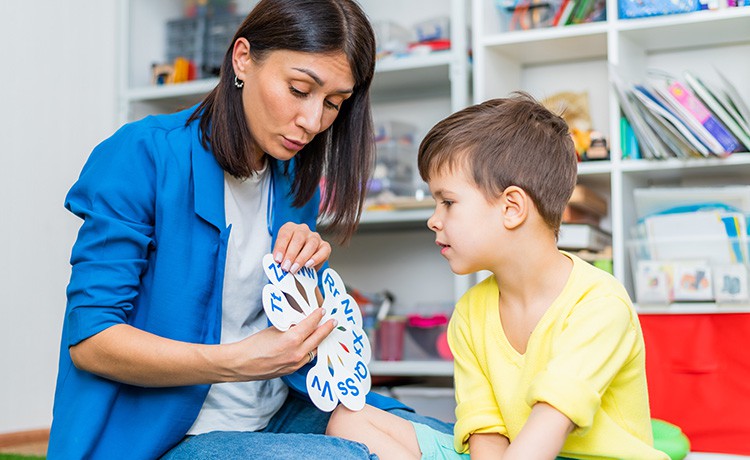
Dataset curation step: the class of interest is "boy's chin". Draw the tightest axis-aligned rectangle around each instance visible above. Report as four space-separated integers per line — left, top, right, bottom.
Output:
447 261 472 276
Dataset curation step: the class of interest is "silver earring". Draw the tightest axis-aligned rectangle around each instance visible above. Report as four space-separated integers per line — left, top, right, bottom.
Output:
234 75 244 89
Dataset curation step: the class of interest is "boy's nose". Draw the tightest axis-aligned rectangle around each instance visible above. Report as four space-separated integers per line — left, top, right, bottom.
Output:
427 213 441 231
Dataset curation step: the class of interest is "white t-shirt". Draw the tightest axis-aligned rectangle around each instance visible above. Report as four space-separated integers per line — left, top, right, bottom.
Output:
188 166 288 434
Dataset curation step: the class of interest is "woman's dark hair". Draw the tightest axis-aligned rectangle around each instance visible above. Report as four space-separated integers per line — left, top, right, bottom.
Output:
189 0 376 243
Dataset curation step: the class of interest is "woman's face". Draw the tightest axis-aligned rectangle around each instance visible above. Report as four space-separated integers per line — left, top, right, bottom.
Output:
236 47 355 163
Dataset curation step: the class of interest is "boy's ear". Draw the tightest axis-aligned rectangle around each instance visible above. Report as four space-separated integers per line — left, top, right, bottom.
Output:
500 186 528 230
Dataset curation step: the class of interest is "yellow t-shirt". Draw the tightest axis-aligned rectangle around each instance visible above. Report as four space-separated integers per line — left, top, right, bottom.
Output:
449 253 668 460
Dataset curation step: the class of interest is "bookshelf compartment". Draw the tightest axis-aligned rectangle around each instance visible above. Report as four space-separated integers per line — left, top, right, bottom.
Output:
616 7 750 52
628 236 749 308
480 25 608 63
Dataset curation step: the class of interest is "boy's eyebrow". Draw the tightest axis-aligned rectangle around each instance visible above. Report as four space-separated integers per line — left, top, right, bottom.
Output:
292 67 354 94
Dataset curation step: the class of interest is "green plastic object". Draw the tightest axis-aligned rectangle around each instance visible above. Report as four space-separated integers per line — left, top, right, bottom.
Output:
652 418 690 460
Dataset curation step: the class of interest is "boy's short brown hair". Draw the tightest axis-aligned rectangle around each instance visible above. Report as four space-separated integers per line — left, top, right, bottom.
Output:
417 92 577 236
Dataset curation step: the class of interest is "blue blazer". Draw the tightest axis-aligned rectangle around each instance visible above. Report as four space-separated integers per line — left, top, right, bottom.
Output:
48 107 405 459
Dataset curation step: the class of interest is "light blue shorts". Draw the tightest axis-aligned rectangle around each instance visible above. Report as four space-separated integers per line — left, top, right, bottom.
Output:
410 421 470 460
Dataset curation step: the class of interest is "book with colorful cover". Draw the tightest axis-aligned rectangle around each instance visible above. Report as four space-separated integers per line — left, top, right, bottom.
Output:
684 71 750 152
611 69 667 159
665 80 740 153
714 66 750 132
646 76 726 154
632 84 710 157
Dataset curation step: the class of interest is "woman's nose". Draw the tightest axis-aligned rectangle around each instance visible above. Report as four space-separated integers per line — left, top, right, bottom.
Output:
296 101 324 134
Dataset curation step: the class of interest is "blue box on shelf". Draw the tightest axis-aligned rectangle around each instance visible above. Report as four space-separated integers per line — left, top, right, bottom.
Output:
619 0 699 19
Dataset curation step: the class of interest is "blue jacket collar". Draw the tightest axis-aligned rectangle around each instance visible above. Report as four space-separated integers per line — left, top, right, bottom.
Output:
190 121 226 231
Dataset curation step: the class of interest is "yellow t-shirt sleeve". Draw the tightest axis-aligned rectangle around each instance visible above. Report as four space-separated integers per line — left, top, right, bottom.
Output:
526 296 639 433
449 296 507 453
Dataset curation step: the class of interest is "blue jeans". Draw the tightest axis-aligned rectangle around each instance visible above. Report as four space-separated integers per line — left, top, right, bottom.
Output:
161 391 454 459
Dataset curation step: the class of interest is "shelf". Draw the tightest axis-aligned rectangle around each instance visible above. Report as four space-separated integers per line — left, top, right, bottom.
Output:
577 160 612 175
480 22 609 65
354 160 614 230
359 208 432 227
376 51 454 73
370 359 454 376
637 302 750 315
372 52 457 102
620 154 750 182
124 51 458 106
125 78 219 102
617 7 750 52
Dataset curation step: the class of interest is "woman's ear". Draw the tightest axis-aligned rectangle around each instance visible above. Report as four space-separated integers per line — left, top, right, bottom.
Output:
500 186 528 230
232 37 251 80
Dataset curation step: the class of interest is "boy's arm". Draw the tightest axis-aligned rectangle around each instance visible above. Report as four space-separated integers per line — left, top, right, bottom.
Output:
469 403 572 460
468 432 509 459
503 403 574 459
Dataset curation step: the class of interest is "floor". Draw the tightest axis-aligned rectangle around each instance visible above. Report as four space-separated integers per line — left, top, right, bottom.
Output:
0 437 747 459
0 440 46 457
686 454 750 459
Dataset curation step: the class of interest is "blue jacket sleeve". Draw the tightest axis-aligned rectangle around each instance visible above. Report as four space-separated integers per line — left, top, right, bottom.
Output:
64 124 156 347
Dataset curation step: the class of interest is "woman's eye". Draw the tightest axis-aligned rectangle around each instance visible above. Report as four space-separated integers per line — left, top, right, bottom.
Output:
325 100 340 111
289 86 308 98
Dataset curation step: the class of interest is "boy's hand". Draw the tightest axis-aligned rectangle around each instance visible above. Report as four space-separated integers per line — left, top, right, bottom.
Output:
272 222 331 273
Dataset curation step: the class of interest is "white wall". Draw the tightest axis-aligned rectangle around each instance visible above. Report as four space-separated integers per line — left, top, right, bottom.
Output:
0 1 118 433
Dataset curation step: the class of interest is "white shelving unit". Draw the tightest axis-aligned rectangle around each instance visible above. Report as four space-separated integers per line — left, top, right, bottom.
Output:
120 0 750 381
119 0 471 377
473 0 750 312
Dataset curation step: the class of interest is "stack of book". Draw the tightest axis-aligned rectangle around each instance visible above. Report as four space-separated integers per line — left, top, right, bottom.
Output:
496 0 606 31
558 184 611 252
612 67 750 160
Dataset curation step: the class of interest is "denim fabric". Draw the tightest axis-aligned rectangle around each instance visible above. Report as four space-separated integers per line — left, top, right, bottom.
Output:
161 391 454 459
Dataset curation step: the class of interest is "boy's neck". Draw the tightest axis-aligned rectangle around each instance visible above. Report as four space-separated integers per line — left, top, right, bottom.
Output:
492 243 573 355
491 239 572 313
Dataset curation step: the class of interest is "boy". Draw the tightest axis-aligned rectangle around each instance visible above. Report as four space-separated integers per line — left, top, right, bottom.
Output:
326 93 667 459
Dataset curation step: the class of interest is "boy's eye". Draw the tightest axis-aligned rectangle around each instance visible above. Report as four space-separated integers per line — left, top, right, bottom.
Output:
441 200 453 207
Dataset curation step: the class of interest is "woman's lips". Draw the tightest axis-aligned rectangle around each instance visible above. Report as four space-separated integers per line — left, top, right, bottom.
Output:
282 137 306 151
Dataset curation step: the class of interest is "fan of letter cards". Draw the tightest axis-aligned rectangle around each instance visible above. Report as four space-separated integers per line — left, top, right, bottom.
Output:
261 254 371 411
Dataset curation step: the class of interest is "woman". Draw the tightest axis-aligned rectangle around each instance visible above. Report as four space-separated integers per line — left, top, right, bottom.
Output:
48 0 450 458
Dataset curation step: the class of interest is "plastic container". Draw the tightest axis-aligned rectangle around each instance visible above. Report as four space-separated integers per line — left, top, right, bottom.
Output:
370 120 420 198
377 316 407 361
413 16 451 42
403 313 450 360
166 17 201 64
371 20 413 56
203 14 245 76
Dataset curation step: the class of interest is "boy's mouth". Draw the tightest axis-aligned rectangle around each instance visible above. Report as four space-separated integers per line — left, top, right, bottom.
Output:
437 241 450 254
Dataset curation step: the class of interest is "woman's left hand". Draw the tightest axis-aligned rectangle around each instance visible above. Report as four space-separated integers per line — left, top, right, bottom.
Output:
272 222 332 273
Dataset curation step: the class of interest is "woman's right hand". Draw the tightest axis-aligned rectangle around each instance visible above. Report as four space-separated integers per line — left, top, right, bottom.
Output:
272 222 332 273
226 308 337 381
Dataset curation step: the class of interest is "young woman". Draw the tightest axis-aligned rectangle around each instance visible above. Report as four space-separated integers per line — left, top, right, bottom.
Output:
48 1 451 458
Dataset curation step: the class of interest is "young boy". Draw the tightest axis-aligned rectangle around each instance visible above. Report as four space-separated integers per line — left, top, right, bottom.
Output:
326 93 668 460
